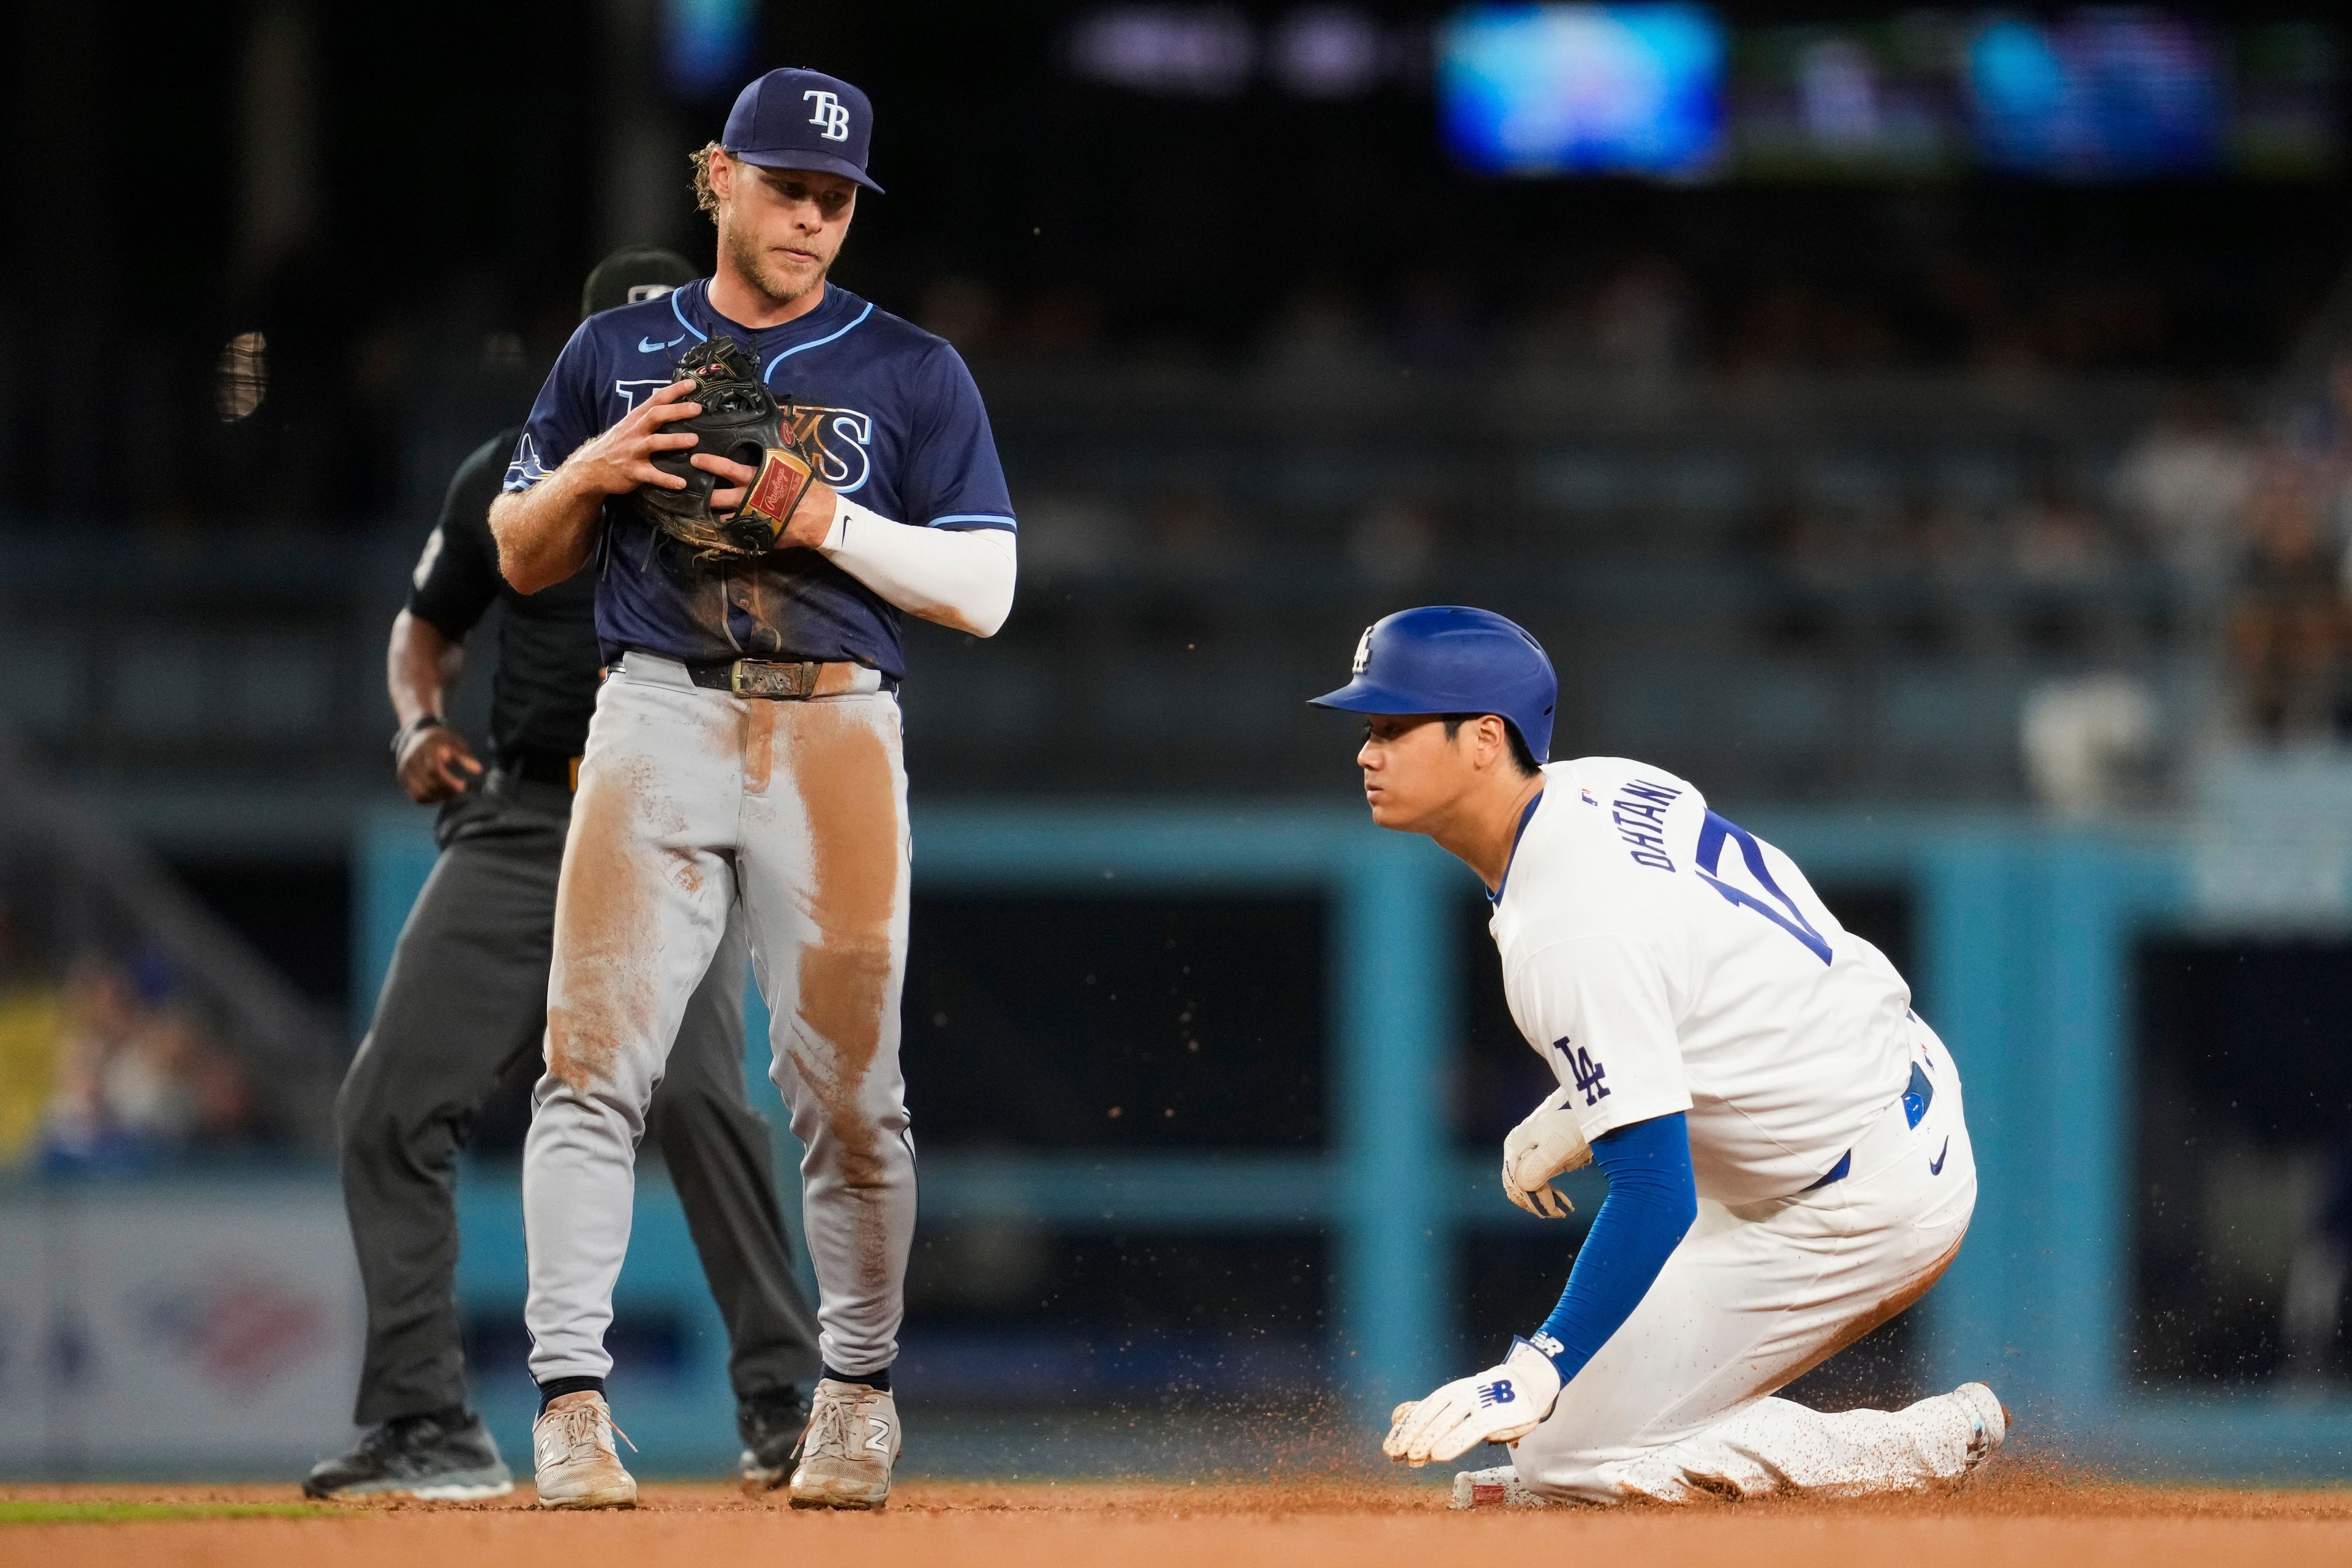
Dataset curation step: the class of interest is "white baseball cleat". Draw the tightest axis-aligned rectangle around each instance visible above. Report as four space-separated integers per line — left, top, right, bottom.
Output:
532 1390 638 1510
1451 1464 1550 1509
1951 1381 2008 1474
788 1378 901 1510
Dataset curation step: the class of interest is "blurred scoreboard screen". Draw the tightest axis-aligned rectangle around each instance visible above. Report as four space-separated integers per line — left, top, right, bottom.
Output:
1436 4 1726 178
1964 10 2226 177
1058 6 2339 181
1420 5 2339 181
1727 17 1966 178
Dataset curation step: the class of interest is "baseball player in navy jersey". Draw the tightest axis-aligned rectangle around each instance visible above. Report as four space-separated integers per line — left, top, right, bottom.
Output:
1311 607 2007 1507
491 68 1016 1510
305 250 821 1503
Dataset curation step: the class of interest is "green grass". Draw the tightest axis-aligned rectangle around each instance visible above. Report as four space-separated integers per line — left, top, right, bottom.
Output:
0 1501 327 1525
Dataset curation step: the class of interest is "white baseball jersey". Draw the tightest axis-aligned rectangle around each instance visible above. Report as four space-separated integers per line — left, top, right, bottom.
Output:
1490 758 1915 1205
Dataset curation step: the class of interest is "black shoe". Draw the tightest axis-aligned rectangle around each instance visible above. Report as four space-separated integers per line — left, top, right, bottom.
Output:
737 1385 812 1493
303 1408 514 1501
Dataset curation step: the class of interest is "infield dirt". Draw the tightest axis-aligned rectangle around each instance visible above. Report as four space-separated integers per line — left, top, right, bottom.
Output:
4 1474 2350 1567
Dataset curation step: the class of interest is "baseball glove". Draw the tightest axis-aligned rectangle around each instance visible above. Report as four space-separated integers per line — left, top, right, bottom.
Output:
633 336 820 560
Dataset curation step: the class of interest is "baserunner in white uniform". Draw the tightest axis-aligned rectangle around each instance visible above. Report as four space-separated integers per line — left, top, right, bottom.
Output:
1309 606 2007 1507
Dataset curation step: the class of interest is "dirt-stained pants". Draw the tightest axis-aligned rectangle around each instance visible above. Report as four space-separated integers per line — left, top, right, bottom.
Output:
1512 1018 1980 1503
523 652 914 1385
340 777 818 1427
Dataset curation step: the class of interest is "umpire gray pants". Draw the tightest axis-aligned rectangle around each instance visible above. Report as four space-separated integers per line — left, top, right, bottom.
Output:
336 774 820 1427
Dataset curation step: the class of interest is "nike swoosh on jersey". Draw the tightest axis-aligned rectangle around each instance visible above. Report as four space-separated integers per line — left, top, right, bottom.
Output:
638 334 684 353
1929 1137 1950 1175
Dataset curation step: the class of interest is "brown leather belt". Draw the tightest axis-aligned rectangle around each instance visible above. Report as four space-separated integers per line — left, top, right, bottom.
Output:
682 657 897 700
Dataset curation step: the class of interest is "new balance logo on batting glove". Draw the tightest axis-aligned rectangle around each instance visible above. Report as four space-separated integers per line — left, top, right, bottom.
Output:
1382 1338 1565 1468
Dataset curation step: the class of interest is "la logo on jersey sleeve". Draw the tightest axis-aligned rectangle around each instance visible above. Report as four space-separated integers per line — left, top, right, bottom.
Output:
1562 1039 1611 1106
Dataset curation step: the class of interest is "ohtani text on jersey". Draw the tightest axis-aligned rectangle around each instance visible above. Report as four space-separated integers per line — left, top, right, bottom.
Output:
1610 779 1683 871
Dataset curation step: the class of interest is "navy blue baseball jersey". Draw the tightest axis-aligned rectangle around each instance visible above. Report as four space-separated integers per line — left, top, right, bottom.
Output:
504 279 1016 677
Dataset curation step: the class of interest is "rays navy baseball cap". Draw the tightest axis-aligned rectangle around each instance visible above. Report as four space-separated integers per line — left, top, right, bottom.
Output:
1310 606 1558 762
722 67 883 193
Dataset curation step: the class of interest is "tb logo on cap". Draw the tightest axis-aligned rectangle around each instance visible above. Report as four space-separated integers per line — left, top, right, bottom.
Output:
804 90 851 141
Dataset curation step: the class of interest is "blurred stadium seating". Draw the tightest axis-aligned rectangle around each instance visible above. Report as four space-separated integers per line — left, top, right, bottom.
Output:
0 362 2308 812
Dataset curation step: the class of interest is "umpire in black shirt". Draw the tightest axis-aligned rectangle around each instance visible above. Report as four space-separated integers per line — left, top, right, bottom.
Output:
306 251 821 1501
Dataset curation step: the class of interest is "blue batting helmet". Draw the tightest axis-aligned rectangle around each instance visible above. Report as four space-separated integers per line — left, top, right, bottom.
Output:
1309 606 1556 762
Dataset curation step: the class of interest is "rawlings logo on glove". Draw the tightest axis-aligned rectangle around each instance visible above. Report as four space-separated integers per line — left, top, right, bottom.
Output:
1383 1338 1564 1467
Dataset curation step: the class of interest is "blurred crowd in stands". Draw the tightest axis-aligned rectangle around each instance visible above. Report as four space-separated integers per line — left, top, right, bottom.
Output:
2125 361 2352 749
0 904 258 1172
919 260 2352 756
266 229 2304 527
910 251 2226 381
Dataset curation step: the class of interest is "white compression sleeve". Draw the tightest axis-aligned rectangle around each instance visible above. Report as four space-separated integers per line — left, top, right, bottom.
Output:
816 497 1017 638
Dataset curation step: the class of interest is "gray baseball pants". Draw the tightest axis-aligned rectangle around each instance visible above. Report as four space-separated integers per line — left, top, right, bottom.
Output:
523 652 915 1385
337 775 820 1427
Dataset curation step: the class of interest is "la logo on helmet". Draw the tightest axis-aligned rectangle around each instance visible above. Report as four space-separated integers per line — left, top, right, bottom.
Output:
1352 625 1373 675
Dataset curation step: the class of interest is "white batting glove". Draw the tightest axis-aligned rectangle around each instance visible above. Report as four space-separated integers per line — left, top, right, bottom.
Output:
1382 1338 1564 1466
1502 1088 1589 1219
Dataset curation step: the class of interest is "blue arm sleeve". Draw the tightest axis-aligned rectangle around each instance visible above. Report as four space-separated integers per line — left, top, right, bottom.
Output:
1532 1111 1698 1384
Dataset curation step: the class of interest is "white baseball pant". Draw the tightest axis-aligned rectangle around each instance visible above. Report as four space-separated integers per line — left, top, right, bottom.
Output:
522 652 914 1385
1512 1017 1983 1502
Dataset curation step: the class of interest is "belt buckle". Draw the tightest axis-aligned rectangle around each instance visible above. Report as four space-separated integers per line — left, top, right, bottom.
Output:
729 659 818 699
